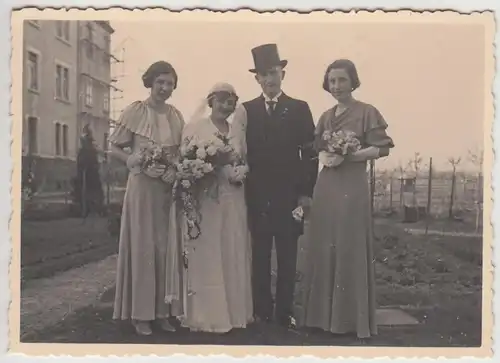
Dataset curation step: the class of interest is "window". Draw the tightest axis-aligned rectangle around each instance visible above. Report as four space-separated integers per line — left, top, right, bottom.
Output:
85 77 93 106
27 51 40 92
86 23 94 59
102 34 111 64
55 122 61 155
104 34 111 50
56 21 70 42
103 90 109 113
55 123 69 156
62 125 69 156
64 21 70 41
55 63 70 101
56 21 62 37
27 117 38 154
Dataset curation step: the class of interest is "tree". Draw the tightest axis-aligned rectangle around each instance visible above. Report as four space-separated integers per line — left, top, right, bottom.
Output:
447 156 461 219
468 147 484 201
468 147 484 232
468 147 484 169
411 152 423 178
72 125 105 217
407 152 423 217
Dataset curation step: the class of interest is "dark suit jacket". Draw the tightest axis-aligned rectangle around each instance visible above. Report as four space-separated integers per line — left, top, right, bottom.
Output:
243 93 318 236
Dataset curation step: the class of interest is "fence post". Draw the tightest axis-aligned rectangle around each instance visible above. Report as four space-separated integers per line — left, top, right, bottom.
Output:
425 157 433 235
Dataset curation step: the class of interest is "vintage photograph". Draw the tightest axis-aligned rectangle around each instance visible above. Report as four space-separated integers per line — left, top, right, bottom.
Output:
9 8 494 357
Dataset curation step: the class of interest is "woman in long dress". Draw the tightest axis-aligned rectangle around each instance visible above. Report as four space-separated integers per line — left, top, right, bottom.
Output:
300 59 395 339
109 61 185 336
180 83 253 333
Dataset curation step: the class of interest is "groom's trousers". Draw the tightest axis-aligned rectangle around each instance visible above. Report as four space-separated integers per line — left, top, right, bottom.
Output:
251 205 299 322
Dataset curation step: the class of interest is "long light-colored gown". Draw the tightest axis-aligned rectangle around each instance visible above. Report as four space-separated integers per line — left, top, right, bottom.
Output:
180 114 254 333
300 100 394 339
111 100 185 322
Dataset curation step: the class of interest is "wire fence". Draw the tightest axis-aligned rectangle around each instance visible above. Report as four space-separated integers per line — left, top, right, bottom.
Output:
369 166 483 231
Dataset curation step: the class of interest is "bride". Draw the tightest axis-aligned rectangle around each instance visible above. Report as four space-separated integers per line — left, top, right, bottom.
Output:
179 82 253 333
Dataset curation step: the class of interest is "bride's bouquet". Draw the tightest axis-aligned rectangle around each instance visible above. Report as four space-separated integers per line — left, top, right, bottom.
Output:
173 132 237 240
321 130 362 156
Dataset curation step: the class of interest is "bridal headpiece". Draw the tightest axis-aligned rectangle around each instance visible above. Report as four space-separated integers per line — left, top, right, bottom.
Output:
189 82 240 125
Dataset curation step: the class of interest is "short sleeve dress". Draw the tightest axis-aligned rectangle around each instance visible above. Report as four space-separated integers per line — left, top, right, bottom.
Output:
299 100 394 339
110 100 185 322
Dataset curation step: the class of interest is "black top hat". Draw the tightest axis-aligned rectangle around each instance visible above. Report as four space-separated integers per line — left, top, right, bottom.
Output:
249 43 288 73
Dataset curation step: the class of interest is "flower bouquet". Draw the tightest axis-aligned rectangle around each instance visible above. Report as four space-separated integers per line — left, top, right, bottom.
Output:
174 132 237 240
321 129 362 156
137 141 177 172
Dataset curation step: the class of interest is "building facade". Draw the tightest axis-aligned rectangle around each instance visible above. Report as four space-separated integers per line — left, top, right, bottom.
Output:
22 20 116 193
77 20 116 155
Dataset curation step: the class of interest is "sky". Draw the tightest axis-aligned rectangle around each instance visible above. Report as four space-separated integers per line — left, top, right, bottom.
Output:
108 17 487 172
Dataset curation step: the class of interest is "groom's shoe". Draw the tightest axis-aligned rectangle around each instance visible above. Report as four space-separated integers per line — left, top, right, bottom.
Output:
277 315 297 330
254 314 272 324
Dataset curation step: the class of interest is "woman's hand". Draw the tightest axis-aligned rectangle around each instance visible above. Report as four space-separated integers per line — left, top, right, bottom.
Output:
144 163 167 178
222 165 237 181
319 151 344 168
126 152 143 171
345 147 381 162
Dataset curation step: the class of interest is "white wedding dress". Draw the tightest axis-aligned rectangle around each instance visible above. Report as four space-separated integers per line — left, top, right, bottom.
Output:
180 105 254 332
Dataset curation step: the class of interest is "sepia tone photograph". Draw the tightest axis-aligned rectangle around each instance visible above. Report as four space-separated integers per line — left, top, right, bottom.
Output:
9 8 494 358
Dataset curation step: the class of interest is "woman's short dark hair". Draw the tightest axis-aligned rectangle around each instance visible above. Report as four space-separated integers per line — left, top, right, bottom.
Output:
142 61 178 89
207 91 239 108
322 59 361 92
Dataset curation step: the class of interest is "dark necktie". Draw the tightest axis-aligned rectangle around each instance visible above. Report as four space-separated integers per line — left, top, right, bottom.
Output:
266 100 276 116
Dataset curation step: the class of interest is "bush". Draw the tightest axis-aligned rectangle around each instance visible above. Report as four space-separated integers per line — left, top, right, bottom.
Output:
71 127 105 217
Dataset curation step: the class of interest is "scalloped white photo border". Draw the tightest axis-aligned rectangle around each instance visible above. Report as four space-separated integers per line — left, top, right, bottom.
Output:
1 1 499 362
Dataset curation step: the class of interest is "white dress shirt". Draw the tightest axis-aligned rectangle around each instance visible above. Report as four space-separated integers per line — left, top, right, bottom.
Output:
263 91 282 114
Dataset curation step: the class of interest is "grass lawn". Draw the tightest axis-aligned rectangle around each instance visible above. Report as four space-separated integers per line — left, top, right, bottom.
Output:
21 216 118 283
22 217 483 347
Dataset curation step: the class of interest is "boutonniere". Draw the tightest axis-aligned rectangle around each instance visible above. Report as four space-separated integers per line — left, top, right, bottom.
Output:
281 107 289 120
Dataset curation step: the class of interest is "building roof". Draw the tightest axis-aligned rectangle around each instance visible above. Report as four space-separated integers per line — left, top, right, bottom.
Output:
95 21 115 34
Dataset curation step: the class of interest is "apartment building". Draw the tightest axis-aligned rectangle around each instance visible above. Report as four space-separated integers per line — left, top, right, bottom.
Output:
22 20 116 193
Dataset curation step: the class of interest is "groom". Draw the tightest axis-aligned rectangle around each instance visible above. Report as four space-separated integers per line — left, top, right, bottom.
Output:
242 44 319 328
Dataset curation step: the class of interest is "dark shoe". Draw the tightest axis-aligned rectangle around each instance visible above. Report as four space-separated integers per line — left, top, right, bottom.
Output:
253 314 272 324
277 315 297 330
